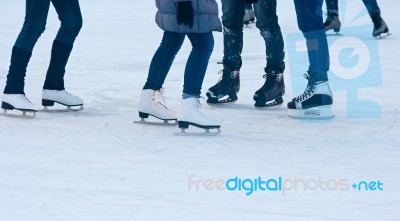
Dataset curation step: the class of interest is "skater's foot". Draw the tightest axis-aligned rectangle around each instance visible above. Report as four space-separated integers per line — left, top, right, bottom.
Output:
253 70 285 108
287 73 334 119
371 11 390 38
178 97 221 131
42 89 83 107
324 11 341 33
2 93 37 112
137 89 177 122
206 70 240 105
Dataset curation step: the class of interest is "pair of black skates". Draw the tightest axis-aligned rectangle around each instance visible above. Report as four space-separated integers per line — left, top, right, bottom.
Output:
206 70 334 119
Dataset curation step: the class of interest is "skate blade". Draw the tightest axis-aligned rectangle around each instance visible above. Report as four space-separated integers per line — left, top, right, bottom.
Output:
255 103 283 110
288 105 335 119
39 105 84 113
0 109 36 119
375 32 391 39
174 128 221 136
134 118 177 126
326 33 343 36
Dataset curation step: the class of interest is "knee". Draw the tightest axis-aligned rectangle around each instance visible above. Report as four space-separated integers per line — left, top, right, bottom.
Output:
21 22 47 40
60 17 83 37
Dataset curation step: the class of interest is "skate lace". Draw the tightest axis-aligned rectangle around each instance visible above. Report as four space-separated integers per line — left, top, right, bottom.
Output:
294 74 317 102
192 98 209 119
216 70 231 85
62 90 79 99
18 94 32 104
154 89 174 112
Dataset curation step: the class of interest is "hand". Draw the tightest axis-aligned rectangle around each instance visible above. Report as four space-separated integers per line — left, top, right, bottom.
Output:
246 0 258 4
176 1 194 28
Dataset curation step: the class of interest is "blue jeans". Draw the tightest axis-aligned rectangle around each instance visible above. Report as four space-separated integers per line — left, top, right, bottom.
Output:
294 0 329 81
221 0 285 73
143 31 214 97
15 0 82 52
326 0 380 13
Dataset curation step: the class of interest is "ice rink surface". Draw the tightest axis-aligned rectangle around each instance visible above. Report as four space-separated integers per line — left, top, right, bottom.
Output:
0 0 399 220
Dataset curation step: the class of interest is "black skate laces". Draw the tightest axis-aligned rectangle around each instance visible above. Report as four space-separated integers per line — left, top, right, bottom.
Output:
294 74 318 102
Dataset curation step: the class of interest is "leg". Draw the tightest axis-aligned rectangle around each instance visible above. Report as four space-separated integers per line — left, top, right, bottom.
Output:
143 32 185 90
183 32 214 97
253 0 285 74
293 0 329 81
43 0 83 90
206 0 245 104
178 33 220 131
4 0 50 94
324 0 341 32
252 0 285 107
138 32 185 122
288 0 333 118
362 0 380 13
221 0 246 71
325 0 339 12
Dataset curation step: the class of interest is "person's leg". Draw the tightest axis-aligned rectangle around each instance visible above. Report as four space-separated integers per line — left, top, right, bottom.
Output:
325 0 339 12
178 32 220 130
293 0 329 81
4 0 50 94
43 0 82 91
252 0 285 107
206 0 245 104
221 0 246 72
254 0 285 74
138 31 185 121
324 0 341 33
288 0 333 118
362 0 389 37
183 32 214 98
362 0 380 13
143 32 185 90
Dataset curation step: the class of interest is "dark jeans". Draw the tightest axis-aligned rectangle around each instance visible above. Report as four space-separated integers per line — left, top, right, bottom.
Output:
326 0 380 13
4 0 82 94
221 0 285 73
294 0 329 81
15 0 82 52
143 31 214 97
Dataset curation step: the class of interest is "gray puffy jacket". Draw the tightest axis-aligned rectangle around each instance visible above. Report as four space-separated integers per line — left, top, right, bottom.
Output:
155 0 222 33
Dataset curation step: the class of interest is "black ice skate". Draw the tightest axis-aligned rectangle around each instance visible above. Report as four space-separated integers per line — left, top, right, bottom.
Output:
324 11 341 34
206 70 240 105
253 70 285 108
287 73 334 119
371 11 390 39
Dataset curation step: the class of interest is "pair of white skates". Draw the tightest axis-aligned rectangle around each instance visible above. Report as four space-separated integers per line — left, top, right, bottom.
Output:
1 90 83 118
135 89 221 136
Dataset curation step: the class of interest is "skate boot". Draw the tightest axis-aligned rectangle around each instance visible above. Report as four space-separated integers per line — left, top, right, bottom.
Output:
1 93 37 117
42 89 84 112
324 11 341 34
176 97 221 136
206 70 240 105
135 89 177 125
371 11 390 38
287 73 334 119
253 70 285 108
